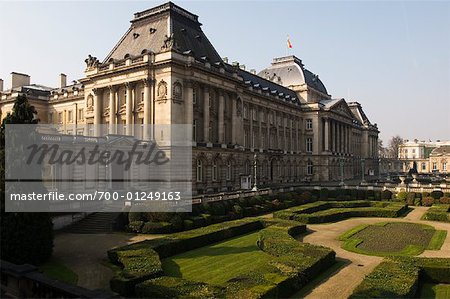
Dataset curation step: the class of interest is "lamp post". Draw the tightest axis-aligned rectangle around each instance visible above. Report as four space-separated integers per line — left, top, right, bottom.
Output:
378 158 382 181
361 158 366 184
252 153 258 191
339 157 345 186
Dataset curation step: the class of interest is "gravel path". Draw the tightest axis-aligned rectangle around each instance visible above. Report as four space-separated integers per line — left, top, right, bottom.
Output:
53 232 163 290
297 206 450 299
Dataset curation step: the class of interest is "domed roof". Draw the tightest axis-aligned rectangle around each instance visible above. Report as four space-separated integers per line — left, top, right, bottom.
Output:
258 55 328 95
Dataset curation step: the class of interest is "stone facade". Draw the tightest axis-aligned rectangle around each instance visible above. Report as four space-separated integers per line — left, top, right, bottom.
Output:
0 2 379 194
399 140 450 174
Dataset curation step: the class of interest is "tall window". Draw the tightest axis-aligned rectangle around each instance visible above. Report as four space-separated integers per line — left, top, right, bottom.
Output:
307 160 313 175
306 119 313 130
227 160 232 180
432 162 437 171
422 163 426 171
252 108 257 120
68 110 73 123
48 112 53 124
306 137 313 153
244 129 249 148
443 162 447 172
245 160 250 175
58 112 63 124
193 119 197 142
196 159 203 182
243 105 248 119
193 88 197 104
78 108 84 120
212 160 218 181
261 134 266 149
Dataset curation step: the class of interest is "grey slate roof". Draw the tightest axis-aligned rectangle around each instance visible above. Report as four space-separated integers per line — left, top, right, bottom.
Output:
258 56 328 95
236 67 300 105
104 2 221 63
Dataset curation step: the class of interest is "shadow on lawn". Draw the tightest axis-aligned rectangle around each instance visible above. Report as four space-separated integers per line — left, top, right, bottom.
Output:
179 245 260 258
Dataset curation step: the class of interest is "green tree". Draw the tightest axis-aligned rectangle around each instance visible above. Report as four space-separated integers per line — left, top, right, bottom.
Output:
0 94 53 265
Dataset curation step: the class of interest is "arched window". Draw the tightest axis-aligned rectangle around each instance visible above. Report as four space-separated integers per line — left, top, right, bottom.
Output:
227 160 232 180
196 159 203 182
212 160 218 182
307 160 314 175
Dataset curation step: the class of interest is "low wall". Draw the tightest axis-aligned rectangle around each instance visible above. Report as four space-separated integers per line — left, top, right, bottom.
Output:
0 260 118 298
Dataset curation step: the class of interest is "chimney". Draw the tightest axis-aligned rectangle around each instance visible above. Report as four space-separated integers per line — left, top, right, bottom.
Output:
60 73 67 88
222 57 228 64
0 79 3 92
11 72 30 88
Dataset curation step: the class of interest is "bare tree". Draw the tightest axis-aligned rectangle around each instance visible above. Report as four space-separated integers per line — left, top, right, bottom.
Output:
378 139 388 158
388 135 403 158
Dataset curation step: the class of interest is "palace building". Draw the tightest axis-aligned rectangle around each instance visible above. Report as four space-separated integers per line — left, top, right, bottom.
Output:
0 2 379 194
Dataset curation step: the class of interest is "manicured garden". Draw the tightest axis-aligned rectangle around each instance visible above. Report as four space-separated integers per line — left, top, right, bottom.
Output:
108 217 335 298
161 231 274 285
339 222 447 256
273 201 408 224
422 204 450 222
350 257 450 298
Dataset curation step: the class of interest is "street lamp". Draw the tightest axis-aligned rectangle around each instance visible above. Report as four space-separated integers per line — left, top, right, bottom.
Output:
339 157 345 186
361 158 366 185
378 158 382 181
252 153 258 191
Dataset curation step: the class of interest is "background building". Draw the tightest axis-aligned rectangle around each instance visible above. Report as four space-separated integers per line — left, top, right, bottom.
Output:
399 139 450 174
0 2 379 194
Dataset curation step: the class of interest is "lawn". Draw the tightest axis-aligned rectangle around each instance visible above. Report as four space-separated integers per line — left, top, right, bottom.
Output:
161 231 274 285
39 258 78 285
340 222 447 256
420 283 450 299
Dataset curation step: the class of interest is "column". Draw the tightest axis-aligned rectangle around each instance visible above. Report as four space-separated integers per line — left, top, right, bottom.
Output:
266 110 270 149
324 118 329 151
143 79 152 140
93 88 102 136
203 87 210 142
218 91 224 143
108 86 116 134
125 82 133 136
249 105 254 148
231 94 237 144
290 116 293 151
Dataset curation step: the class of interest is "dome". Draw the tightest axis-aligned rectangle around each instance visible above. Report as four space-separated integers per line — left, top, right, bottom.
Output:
258 55 328 95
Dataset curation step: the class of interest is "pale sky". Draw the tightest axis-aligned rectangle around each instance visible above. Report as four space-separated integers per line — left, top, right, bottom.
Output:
0 1 449 144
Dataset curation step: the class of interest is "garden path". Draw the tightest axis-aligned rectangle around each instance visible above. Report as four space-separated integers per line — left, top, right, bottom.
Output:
298 206 450 299
52 232 163 290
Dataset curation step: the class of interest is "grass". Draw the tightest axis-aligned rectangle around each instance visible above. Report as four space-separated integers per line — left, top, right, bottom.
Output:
420 283 450 299
161 231 274 285
39 258 78 285
340 222 446 257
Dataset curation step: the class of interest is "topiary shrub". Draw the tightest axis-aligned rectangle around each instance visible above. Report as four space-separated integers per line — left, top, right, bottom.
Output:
381 190 393 200
440 197 450 204
422 197 435 207
397 191 407 201
128 221 144 233
128 212 143 222
431 190 444 200
232 205 243 217
183 219 194 231
169 215 184 231
414 198 422 206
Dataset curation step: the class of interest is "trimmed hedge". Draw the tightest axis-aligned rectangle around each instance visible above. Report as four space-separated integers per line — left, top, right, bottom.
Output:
421 204 450 222
350 259 419 298
110 217 336 298
274 201 407 224
351 257 450 298
109 218 263 296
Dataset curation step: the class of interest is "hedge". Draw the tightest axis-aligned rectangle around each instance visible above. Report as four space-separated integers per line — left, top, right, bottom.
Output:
135 219 334 299
421 204 450 222
110 217 336 298
350 259 419 298
108 218 263 296
351 257 450 298
274 201 407 224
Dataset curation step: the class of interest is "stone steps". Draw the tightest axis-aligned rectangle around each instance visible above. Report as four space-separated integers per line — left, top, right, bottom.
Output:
64 212 119 234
